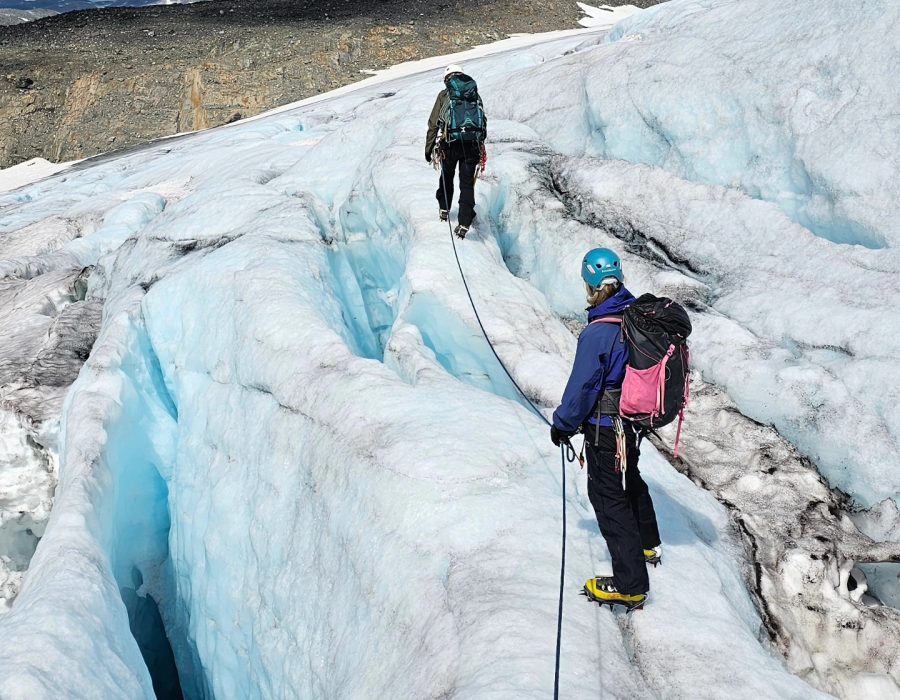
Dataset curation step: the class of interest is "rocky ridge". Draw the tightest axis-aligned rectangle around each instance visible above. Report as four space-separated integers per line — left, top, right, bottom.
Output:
0 0 663 167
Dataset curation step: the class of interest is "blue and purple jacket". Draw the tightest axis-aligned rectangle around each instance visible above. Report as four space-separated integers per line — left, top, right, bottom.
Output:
552 286 636 432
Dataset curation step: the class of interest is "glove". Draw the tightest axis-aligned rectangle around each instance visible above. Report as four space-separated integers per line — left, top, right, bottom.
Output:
426 149 432 163
550 425 574 447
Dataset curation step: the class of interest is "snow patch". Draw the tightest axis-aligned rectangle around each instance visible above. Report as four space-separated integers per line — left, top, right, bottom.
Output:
0 159 73 193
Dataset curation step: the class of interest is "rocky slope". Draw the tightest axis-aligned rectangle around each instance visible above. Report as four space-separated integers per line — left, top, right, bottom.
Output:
0 0 663 167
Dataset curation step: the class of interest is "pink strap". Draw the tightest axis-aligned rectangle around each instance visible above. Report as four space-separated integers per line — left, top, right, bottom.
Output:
652 345 675 425
673 345 690 458
589 317 622 325
673 409 685 459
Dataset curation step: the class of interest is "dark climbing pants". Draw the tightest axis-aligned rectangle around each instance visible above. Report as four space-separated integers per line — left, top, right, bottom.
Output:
586 423 660 595
436 141 479 228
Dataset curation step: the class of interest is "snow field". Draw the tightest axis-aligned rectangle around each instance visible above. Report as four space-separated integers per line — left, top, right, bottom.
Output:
0 159 72 194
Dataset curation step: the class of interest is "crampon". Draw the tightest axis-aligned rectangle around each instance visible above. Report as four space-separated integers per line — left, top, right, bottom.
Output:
644 546 662 567
581 577 647 612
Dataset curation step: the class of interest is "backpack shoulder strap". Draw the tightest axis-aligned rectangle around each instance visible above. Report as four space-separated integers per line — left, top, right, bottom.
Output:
588 315 625 344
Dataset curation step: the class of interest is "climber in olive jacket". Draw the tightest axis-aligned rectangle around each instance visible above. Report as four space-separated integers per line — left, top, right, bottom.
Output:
425 64 486 233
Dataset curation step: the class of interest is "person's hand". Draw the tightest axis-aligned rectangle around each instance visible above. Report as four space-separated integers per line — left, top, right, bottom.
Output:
425 149 432 163
550 425 574 447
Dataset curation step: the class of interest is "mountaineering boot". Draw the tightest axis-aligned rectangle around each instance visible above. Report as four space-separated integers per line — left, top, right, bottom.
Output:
645 545 662 567
439 209 449 222
454 224 469 239
583 577 647 612
583 575 614 588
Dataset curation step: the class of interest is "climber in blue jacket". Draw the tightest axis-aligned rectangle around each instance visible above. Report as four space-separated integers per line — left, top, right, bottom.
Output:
551 248 661 611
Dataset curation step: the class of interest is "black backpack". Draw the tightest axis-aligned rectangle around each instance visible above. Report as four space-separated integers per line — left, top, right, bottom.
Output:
443 74 486 144
594 294 692 453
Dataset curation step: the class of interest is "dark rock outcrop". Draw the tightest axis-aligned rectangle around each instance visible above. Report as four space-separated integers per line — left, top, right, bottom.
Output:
0 0 663 167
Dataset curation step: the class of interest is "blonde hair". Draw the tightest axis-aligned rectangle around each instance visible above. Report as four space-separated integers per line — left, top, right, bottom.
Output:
585 280 620 308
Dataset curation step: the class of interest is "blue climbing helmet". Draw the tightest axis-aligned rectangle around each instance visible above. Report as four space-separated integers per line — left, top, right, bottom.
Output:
581 247 623 288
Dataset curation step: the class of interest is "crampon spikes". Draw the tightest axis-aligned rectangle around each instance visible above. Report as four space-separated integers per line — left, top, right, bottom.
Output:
582 582 647 612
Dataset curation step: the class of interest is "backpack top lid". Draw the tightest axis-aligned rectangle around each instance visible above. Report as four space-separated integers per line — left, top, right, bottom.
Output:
625 294 692 343
446 74 479 101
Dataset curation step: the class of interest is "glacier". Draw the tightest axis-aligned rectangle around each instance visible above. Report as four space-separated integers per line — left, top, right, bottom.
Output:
0 1 898 698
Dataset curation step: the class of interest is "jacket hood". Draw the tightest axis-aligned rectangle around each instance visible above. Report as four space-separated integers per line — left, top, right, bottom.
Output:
587 285 636 320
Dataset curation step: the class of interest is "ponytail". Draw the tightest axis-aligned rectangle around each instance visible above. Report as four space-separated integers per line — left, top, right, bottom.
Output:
586 280 620 308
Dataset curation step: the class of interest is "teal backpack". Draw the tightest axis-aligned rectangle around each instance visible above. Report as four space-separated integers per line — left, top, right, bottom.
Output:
443 74 486 144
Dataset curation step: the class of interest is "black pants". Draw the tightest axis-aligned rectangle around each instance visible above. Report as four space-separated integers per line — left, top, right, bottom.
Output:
586 423 660 594
436 141 479 227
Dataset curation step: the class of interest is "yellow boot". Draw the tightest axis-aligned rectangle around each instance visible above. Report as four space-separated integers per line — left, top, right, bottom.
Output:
644 545 662 567
583 577 647 611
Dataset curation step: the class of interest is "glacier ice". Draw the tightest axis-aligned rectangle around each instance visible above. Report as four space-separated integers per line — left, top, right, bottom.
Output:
509 0 900 249
545 155 900 506
0 1 898 698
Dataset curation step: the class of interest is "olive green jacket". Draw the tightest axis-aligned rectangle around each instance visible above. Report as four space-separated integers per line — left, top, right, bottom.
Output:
425 89 450 159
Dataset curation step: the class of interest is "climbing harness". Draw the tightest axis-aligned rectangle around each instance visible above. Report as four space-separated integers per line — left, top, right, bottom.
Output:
440 164 571 700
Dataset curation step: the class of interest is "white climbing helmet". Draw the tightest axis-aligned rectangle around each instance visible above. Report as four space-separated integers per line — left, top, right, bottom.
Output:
444 64 464 81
